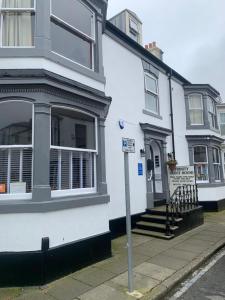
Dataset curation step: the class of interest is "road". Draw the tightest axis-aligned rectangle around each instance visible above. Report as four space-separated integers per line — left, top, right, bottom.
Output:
166 248 225 300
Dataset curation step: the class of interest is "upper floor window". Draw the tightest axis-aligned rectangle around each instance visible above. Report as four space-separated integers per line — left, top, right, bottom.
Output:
193 145 208 182
219 112 225 135
0 101 33 196
212 147 221 182
129 18 138 42
188 94 204 125
0 0 35 47
144 73 159 114
51 0 95 69
208 97 217 129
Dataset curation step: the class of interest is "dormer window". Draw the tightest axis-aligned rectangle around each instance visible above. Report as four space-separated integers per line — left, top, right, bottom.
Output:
0 0 35 47
188 94 204 125
51 0 95 69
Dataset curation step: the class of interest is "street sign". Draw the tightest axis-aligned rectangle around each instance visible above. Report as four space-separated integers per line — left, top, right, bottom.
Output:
122 138 135 153
169 166 195 196
138 163 143 176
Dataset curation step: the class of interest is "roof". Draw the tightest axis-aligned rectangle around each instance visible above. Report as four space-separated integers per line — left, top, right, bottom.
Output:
105 20 190 85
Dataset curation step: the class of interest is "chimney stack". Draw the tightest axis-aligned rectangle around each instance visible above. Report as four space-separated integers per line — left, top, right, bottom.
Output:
145 42 164 61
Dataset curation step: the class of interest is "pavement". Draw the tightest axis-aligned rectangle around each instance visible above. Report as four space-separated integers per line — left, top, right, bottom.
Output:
1 211 225 300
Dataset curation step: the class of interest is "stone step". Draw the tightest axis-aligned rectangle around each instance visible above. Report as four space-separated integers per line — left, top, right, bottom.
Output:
132 228 174 240
136 221 179 233
141 214 183 224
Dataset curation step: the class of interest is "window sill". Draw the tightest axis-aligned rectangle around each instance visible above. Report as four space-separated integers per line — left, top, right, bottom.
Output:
51 188 97 198
143 109 162 120
0 193 32 201
0 193 110 214
197 182 225 188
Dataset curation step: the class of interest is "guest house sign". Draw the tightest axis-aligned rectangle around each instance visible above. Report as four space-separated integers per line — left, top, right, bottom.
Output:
169 166 195 196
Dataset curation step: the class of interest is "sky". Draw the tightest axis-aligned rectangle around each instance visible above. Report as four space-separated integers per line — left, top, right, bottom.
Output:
107 0 225 99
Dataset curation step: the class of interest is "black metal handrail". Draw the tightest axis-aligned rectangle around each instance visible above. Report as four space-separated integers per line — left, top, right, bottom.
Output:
165 184 199 236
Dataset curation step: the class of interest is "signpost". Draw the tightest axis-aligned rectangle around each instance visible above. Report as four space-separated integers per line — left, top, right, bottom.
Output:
169 166 195 196
122 138 135 294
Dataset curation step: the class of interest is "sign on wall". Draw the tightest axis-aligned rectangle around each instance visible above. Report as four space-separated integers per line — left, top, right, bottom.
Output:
138 163 143 176
169 166 195 196
122 138 135 153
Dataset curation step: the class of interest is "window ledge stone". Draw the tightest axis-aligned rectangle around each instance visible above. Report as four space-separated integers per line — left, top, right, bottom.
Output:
197 182 225 188
143 109 162 120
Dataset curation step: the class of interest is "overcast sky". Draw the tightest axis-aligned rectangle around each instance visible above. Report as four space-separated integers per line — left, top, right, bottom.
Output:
107 0 225 99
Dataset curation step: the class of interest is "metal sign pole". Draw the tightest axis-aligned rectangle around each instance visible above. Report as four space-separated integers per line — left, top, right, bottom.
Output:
124 152 134 293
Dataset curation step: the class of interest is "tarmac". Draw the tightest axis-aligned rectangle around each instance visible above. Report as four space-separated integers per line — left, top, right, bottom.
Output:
1 211 225 300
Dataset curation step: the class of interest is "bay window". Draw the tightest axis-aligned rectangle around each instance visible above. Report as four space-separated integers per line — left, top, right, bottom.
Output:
51 0 95 69
50 107 97 194
188 94 204 125
0 101 33 196
219 112 225 135
212 147 221 181
208 97 217 128
144 73 159 114
193 146 208 182
0 0 35 47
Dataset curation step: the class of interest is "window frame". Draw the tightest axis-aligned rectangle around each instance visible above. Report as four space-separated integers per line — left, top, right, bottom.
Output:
208 97 217 129
50 0 95 71
193 145 209 183
188 94 204 126
144 72 159 115
50 105 98 197
212 147 221 182
0 0 36 48
0 100 34 200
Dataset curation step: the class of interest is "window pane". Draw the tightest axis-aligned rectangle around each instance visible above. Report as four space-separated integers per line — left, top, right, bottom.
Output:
51 107 96 150
190 110 203 125
213 148 220 163
51 0 94 38
145 93 158 113
2 12 34 46
188 95 202 109
214 164 221 181
194 164 208 181
51 21 92 69
1 0 34 8
129 18 138 32
208 98 215 113
0 102 32 145
220 124 225 135
145 75 157 93
129 31 138 42
194 146 207 163
220 113 225 123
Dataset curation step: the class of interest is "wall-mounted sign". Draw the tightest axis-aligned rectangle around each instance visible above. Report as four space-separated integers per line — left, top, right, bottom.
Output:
169 166 195 196
138 163 143 176
119 119 125 129
122 138 135 153
0 184 6 193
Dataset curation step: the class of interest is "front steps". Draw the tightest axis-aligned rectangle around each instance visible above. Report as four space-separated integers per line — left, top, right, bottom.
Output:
132 206 183 240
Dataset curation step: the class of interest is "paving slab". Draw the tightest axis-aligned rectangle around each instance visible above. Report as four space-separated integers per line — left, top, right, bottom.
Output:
0 288 22 300
162 248 198 261
148 254 188 270
78 284 134 300
46 277 91 300
134 262 175 282
16 291 55 300
70 266 115 287
109 271 159 294
191 233 222 243
174 242 209 253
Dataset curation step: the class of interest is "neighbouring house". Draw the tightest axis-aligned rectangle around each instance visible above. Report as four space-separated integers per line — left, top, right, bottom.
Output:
0 0 224 286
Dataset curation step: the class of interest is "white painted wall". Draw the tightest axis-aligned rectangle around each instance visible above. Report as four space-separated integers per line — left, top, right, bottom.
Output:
199 186 225 201
0 203 109 252
0 58 104 92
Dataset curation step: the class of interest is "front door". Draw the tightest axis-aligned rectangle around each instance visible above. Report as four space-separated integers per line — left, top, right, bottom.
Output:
146 141 163 208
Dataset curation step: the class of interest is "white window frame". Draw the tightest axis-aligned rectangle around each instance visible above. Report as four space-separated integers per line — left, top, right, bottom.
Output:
0 0 36 48
193 145 209 183
208 97 217 129
144 72 159 115
129 17 138 33
0 100 33 200
212 147 221 182
188 94 204 126
50 105 98 197
50 0 95 71
219 112 225 135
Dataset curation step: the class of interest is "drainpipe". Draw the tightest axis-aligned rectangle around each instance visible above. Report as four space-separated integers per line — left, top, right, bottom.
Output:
168 69 176 159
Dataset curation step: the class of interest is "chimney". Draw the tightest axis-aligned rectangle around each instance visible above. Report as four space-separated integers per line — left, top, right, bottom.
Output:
145 41 164 61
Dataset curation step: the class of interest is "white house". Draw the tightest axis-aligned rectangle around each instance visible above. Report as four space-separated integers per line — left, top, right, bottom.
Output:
0 0 224 286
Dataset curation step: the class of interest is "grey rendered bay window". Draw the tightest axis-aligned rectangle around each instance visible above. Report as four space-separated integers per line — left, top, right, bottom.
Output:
188 94 204 125
0 101 33 195
51 0 95 69
0 0 35 47
144 73 159 114
50 107 96 193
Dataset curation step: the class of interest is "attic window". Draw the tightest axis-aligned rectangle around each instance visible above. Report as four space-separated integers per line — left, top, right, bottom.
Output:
129 18 138 33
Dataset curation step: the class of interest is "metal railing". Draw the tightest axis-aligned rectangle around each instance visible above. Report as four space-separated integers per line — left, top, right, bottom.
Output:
165 184 199 236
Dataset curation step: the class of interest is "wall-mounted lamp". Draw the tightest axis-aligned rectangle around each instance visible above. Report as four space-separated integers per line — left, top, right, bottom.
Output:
140 149 146 157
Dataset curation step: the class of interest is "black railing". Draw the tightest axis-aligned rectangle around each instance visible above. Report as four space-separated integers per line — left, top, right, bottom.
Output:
165 184 199 236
